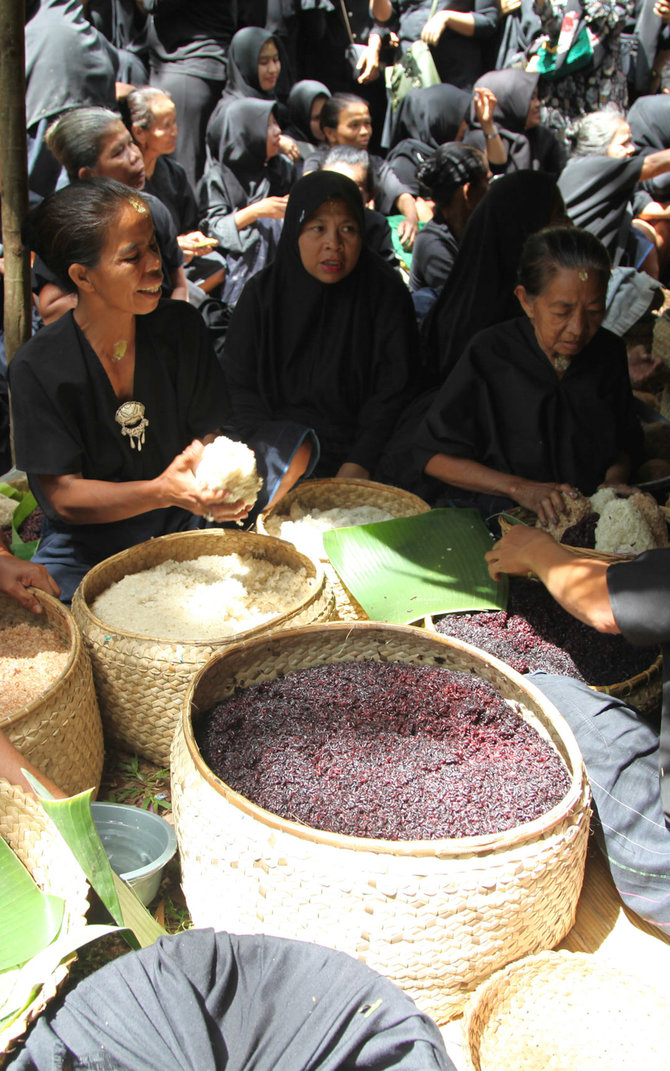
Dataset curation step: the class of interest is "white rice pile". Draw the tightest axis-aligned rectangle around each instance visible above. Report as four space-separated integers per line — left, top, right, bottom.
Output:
0 493 18 528
590 488 669 553
194 436 262 510
92 553 308 641
265 503 394 559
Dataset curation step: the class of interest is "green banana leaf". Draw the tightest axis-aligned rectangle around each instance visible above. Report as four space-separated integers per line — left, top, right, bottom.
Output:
322 508 508 623
10 491 40 561
0 837 64 972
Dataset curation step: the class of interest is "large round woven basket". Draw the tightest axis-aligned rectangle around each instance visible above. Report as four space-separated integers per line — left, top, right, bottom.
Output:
0 592 103 796
72 529 335 765
171 621 590 1024
462 949 670 1070
0 778 89 1056
257 479 430 621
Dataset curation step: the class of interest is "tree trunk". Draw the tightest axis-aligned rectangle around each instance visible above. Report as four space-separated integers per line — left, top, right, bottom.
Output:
0 0 31 369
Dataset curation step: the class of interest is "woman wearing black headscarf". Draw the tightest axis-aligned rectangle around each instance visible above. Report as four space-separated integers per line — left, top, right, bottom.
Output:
205 28 291 164
463 69 565 176
384 84 471 195
199 99 296 306
285 80 332 159
223 171 418 478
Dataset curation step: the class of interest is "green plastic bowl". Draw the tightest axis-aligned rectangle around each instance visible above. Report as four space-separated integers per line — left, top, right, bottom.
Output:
91 802 177 906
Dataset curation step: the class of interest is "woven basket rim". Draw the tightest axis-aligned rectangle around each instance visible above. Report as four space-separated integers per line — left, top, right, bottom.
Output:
180 620 587 858
73 528 327 648
0 590 81 730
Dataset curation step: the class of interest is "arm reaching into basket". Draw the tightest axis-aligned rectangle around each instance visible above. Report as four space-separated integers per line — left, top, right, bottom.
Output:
485 527 619 633
0 729 66 799
0 535 61 614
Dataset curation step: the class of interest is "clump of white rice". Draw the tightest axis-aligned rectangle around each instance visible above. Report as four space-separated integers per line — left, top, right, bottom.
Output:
0 493 18 529
265 503 394 559
92 554 308 641
194 436 262 510
590 488 669 554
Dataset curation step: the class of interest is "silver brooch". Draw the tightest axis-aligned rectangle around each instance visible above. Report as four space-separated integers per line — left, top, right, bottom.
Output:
115 400 149 452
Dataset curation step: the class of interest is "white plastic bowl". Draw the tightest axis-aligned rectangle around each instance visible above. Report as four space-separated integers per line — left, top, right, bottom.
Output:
91 802 177 905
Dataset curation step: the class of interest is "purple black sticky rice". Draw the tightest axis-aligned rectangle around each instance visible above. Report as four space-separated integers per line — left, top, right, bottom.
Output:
561 512 599 548
197 660 571 840
17 507 44 544
435 578 658 685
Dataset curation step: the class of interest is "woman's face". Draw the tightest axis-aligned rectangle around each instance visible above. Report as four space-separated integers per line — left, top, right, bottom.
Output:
525 87 542 130
91 121 145 189
297 196 362 284
515 267 606 361
607 120 635 158
310 95 328 142
258 39 281 93
266 113 282 159
326 103 372 149
72 202 163 314
140 97 178 157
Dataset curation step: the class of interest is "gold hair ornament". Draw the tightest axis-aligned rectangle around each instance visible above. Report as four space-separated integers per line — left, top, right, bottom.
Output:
578 270 588 281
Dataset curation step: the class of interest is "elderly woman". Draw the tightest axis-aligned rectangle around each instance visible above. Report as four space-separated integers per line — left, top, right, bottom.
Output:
411 227 644 523
223 170 418 479
38 106 187 323
10 180 310 601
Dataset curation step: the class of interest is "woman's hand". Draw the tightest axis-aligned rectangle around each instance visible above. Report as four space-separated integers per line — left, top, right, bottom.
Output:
357 35 382 83
485 526 556 580
473 87 497 128
396 192 419 248
157 441 249 523
654 0 670 22
336 462 370 479
177 231 218 261
0 546 61 613
254 196 289 221
278 135 301 162
421 11 450 45
509 479 578 526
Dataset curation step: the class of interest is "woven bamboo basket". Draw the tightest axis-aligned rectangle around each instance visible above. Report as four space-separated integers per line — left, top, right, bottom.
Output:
493 509 664 712
462 949 670 1070
0 778 89 1056
171 621 590 1024
256 478 430 621
72 529 335 765
0 592 103 796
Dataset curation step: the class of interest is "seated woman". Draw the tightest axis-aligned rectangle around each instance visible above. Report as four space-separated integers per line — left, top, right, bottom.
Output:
558 110 670 274
10 180 311 601
205 28 297 165
304 94 420 247
319 144 397 266
122 86 227 293
384 83 472 196
285 79 331 162
409 143 490 297
198 98 296 307
463 69 564 176
223 170 419 480
411 227 644 522
38 107 187 324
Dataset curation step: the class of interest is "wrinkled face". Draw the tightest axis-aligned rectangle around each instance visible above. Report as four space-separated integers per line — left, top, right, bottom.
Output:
326 103 372 149
515 267 606 361
297 197 362 284
142 97 178 157
607 120 635 158
525 87 542 129
91 120 146 189
310 95 328 142
72 203 163 314
266 113 282 159
258 39 281 92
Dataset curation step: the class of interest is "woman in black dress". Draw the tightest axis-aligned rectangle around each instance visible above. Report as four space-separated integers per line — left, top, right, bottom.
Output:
223 170 418 479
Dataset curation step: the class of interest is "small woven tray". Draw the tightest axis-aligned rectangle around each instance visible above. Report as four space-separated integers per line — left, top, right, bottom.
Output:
72 529 335 765
463 949 670 1070
0 778 89 1056
0 591 103 796
257 479 430 621
171 621 590 1024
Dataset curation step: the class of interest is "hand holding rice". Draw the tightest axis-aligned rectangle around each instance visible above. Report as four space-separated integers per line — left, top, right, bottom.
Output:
194 436 263 511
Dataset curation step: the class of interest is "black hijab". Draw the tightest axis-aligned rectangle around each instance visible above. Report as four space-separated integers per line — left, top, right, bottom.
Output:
390 84 471 150
218 98 287 197
286 79 331 145
628 94 670 200
466 69 563 175
224 170 417 473
422 171 560 382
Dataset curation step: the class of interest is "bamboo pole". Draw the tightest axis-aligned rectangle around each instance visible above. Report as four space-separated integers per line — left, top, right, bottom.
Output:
0 0 31 368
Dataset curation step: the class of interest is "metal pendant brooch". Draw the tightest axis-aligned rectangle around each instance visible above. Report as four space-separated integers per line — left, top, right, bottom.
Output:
115 400 149 452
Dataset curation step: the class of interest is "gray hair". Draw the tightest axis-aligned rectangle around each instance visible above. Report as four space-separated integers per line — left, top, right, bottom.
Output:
124 87 174 132
568 109 625 157
46 106 122 180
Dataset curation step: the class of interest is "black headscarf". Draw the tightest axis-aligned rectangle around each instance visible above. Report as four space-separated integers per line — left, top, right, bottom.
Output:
224 170 418 474
218 98 288 197
390 84 471 151
465 69 563 176
627 94 670 200
422 171 560 382
286 79 331 145
557 154 644 263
